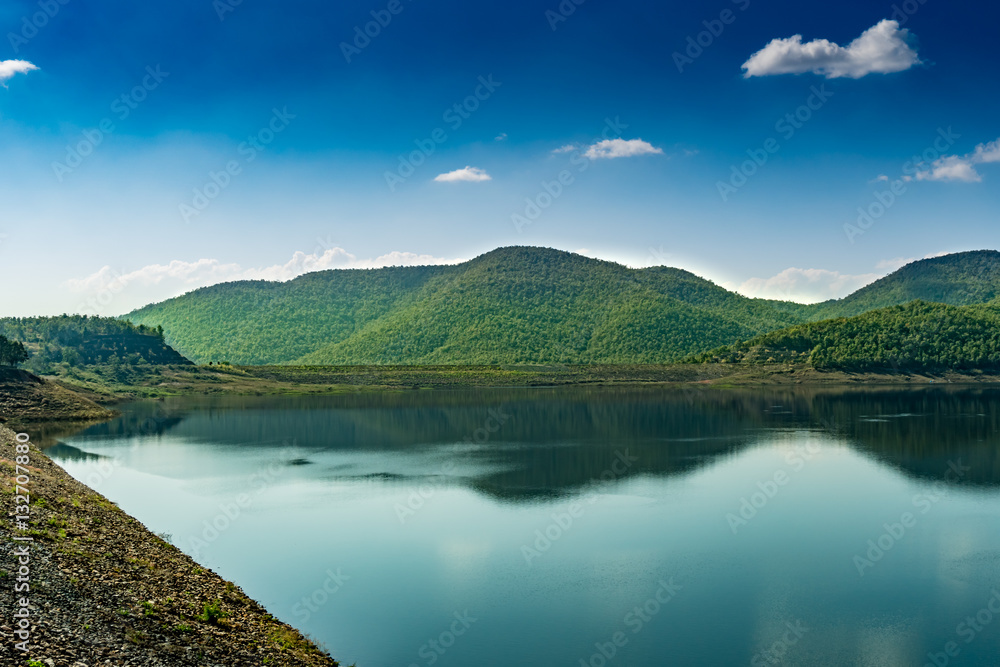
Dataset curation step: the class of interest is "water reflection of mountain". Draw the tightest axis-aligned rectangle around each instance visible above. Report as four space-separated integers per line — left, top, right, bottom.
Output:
47 386 1000 501
43 441 109 462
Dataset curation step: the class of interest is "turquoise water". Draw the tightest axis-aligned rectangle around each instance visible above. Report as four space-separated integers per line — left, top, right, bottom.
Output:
46 387 1000 666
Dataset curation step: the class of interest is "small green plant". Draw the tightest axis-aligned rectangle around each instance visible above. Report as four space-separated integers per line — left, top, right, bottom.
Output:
198 601 228 625
28 659 45 667
117 608 129 617
173 623 193 633
141 600 157 617
125 628 147 645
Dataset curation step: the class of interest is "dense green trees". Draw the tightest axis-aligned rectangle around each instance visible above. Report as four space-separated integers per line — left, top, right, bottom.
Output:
0 334 29 367
0 315 187 373
126 247 808 365
807 250 1000 321
692 301 1000 372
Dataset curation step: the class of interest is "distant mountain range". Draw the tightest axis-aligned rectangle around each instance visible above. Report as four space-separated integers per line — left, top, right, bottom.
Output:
123 247 1000 366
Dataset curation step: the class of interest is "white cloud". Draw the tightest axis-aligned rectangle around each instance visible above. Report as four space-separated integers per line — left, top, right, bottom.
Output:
434 166 492 183
915 137 1000 182
65 248 465 315
916 156 981 182
737 267 882 303
742 20 921 79
495 133 508 142
583 138 664 160
0 60 38 86
973 139 1000 164
552 144 577 154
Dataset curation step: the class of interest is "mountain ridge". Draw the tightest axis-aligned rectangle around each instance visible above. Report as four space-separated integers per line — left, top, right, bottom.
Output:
124 247 1000 366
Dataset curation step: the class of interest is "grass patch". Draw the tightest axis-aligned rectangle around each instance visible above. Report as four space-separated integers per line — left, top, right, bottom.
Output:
198 601 228 625
125 628 147 645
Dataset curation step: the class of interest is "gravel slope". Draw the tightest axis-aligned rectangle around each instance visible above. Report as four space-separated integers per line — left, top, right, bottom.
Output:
0 424 341 666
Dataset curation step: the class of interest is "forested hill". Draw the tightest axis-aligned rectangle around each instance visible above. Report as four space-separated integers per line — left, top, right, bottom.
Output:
691 300 1000 372
126 247 808 365
807 250 1000 321
0 316 191 372
124 247 1000 366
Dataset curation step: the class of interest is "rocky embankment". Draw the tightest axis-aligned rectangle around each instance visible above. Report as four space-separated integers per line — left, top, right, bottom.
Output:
0 424 339 666
0 369 115 426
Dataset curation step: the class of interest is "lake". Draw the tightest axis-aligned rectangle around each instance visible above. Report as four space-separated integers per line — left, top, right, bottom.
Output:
43 386 1000 666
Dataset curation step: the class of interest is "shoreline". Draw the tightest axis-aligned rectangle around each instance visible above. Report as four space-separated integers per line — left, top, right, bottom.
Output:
0 424 340 666
31 362 1000 407
5 363 1000 427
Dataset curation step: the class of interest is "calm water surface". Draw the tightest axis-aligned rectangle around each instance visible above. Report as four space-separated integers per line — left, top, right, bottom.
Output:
42 387 1000 666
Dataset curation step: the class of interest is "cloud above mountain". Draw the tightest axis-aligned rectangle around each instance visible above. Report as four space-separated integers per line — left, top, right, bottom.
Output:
65 248 465 315
584 139 663 160
916 138 1000 182
434 166 492 182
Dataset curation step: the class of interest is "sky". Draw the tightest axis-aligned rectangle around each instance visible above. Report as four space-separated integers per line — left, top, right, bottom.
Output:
1 0 998 316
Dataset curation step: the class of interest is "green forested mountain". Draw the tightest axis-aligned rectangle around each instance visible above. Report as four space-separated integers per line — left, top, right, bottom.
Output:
123 247 1000 366
807 250 1000 321
0 316 190 372
127 247 806 365
692 300 1000 372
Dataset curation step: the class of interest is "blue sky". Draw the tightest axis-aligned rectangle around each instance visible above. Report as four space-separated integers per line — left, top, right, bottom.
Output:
1 0 998 315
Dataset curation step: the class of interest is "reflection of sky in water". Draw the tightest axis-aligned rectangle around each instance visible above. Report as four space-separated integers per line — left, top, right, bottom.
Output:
50 389 1000 667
